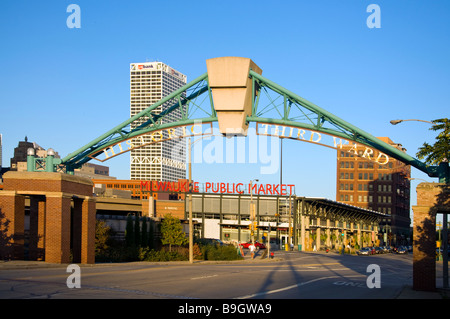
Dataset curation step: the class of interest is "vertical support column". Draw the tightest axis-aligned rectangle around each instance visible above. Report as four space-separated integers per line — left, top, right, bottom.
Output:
45 194 72 264
72 199 83 263
81 197 96 264
326 218 331 248
0 192 25 260
316 217 321 251
357 223 361 248
72 197 96 264
29 196 46 261
412 206 436 291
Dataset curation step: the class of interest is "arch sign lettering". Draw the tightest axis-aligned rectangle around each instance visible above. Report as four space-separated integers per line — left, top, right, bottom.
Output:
256 122 390 165
88 122 213 162
87 120 390 167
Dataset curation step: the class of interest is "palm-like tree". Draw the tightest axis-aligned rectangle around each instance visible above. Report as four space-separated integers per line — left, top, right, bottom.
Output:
416 118 450 165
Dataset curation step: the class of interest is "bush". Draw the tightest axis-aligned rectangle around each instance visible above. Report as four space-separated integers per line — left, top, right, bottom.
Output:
200 244 243 261
96 244 139 262
139 247 187 262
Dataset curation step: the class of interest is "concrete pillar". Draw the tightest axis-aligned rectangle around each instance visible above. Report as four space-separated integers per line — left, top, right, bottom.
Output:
412 206 436 291
45 194 72 264
357 223 361 248
29 196 46 261
72 197 95 264
316 217 321 251
81 197 96 264
300 214 305 251
326 218 331 248
0 191 25 260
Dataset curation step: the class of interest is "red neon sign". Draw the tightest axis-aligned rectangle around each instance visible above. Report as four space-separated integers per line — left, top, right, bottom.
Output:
140 181 295 196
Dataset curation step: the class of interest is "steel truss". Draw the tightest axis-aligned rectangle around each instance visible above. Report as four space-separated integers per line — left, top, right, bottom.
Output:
62 68 433 176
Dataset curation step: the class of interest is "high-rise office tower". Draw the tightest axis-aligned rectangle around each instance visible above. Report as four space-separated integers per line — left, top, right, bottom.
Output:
336 137 411 244
129 62 187 181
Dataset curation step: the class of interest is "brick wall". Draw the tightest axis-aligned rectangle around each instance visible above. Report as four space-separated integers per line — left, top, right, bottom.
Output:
412 183 450 291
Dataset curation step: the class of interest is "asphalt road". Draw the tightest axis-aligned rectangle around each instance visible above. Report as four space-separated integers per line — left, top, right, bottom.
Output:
0 250 413 300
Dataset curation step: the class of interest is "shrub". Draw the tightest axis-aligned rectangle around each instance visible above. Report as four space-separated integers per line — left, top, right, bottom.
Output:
139 247 187 262
200 244 243 261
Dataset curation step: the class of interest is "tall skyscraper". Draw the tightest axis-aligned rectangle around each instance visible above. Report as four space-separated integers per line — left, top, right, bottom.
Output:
129 61 187 181
336 137 411 244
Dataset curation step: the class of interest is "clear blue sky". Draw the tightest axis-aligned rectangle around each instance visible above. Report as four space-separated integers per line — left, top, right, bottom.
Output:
1 1 449 221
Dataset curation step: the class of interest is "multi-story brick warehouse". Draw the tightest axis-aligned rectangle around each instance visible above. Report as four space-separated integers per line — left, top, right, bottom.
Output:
336 136 411 245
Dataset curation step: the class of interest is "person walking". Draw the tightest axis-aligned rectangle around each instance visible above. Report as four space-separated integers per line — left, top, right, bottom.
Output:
249 243 256 259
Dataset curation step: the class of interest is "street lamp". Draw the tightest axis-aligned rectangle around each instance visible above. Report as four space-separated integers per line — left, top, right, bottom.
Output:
390 119 433 125
249 179 259 246
391 118 448 289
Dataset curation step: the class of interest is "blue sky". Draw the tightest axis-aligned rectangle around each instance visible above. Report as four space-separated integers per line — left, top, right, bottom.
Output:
1 1 449 221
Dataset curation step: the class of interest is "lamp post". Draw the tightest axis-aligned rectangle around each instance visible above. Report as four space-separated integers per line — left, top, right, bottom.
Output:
249 179 259 246
188 137 193 264
391 118 449 288
390 119 433 125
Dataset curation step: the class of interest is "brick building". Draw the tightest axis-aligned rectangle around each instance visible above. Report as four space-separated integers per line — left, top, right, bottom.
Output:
336 137 411 245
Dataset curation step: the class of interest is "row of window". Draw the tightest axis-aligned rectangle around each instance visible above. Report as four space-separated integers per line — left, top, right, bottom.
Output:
339 183 393 192
339 194 392 204
339 161 395 169
339 173 394 181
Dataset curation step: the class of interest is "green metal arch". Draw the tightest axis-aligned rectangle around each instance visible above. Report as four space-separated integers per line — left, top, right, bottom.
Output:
61 67 434 177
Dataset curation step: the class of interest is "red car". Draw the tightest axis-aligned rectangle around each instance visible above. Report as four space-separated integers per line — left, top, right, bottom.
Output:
240 241 266 249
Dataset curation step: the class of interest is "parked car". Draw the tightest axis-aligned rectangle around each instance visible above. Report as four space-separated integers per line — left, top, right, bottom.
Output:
396 246 408 254
385 246 394 253
240 241 266 249
375 247 384 254
357 247 373 255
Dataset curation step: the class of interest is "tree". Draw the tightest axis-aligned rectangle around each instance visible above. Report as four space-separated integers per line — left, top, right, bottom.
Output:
148 218 154 249
141 217 148 248
125 214 135 247
416 118 450 165
160 214 188 252
134 215 141 247
95 220 111 255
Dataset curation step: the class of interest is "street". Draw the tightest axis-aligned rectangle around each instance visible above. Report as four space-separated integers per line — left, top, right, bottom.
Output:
0 251 414 300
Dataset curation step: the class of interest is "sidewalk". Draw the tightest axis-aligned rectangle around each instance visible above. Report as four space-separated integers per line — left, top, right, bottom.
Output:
396 285 448 299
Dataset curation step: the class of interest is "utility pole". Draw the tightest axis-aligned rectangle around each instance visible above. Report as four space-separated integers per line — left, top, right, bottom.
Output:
188 138 193 264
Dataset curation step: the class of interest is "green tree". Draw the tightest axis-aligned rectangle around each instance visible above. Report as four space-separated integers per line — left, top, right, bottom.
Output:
148 219 154 249
416 118 450 165
141 217 148 248
160 214 188 251
134 215 141 247
95 220 111 255
125 214 135 247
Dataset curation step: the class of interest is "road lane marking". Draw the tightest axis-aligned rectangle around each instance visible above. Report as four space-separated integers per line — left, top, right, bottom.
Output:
234 274 364 299
191 274 218 280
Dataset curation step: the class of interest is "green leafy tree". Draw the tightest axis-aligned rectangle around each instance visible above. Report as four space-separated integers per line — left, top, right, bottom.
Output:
148 219 154 249
141 217 148 248
125 214 135 247
134 215 141 247
95 220 111 255
416 118 450 165
160 214 188 251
